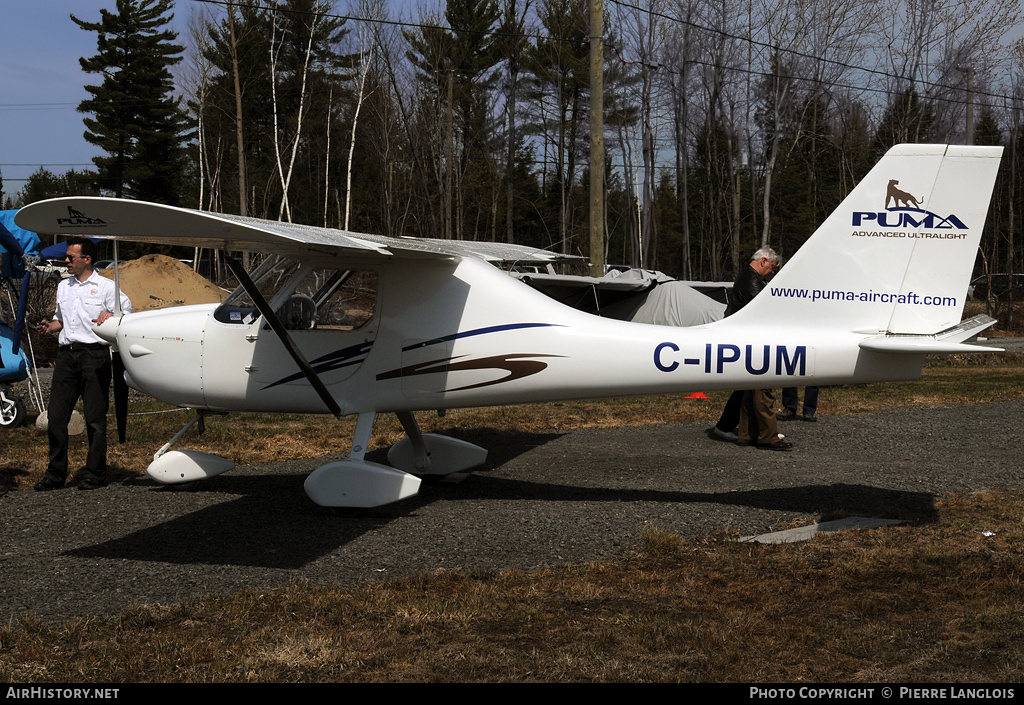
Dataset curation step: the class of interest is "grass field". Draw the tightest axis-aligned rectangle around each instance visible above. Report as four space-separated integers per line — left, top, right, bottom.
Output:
2 358 1023 682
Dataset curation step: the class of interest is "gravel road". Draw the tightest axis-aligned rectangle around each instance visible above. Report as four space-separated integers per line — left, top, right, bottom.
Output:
2 397 1022 626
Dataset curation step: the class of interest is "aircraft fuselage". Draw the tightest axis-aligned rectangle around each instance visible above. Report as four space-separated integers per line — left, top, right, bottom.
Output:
117 256 923 416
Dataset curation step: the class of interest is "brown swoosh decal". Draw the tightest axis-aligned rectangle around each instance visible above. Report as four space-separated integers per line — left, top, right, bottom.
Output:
376 353 563 392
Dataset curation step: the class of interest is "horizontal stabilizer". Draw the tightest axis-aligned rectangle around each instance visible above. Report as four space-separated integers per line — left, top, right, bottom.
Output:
859 315 1003 354
859 338 1002 354
932 314 999 343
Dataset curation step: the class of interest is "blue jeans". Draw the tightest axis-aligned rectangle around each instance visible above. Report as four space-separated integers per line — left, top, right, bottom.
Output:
782 386 818 415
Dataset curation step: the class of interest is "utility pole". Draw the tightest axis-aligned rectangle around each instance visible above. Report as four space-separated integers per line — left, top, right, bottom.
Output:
227 0 247 217
589 0 605 276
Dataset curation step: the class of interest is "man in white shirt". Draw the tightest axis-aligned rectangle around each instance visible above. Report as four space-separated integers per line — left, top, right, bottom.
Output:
34 237 131 491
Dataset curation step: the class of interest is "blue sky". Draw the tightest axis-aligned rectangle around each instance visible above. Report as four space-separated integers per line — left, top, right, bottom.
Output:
9 2 1018 202
0 2 128 197
0 1 419 200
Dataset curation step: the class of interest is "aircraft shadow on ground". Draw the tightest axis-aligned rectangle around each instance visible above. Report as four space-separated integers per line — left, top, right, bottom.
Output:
66 430 565 570
457 476 937 523
67 429 936 570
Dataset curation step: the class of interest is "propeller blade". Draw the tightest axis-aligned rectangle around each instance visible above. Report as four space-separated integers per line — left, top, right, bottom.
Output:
113 353 128 443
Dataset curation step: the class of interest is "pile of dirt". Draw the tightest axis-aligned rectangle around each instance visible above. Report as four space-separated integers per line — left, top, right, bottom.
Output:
98 254 227 312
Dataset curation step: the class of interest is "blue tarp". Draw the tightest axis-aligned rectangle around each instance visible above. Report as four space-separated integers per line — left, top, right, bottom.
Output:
0 211 36 378
40 237 104 259
0 210 41 277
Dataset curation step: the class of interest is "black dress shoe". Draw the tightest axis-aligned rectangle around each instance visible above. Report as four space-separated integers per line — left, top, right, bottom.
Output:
34 477 64 491
760 440 794 451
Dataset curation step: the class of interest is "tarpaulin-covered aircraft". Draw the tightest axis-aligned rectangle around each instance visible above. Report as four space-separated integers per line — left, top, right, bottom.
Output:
15 144 1004 509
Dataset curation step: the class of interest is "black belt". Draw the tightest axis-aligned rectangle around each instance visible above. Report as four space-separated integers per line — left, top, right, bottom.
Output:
59 342 109 351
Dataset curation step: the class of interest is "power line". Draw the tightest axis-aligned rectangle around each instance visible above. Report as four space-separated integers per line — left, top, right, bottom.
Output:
605 0 1018 105
188 0 564 43
0 103 80 111
0 0 1010 114
187 0 1018 108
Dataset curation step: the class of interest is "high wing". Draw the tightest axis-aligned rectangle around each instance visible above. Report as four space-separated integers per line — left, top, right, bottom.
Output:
15 196 585 267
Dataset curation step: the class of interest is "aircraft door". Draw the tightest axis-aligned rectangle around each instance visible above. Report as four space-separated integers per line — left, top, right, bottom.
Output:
205 259 380 410
250 267 380 389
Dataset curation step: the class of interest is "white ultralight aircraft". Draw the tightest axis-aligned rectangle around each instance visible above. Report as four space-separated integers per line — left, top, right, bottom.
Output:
15 143 1004 509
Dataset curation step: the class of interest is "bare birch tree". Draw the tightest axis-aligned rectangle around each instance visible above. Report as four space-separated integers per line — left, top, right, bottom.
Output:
269 8 320 222
344 10 375 231
611 0 670 269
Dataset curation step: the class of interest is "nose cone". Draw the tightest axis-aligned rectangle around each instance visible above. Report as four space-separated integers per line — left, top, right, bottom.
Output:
92 315 121 344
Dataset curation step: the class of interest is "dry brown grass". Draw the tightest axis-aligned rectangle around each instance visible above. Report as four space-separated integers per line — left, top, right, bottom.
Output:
1 489 1022 682
964 299 1024 335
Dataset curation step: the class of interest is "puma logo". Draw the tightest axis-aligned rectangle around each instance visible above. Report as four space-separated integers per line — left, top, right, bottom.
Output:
886 179 923 209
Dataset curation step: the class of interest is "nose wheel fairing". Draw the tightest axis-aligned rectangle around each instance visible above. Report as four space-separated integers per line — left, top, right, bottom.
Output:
148 449 236 484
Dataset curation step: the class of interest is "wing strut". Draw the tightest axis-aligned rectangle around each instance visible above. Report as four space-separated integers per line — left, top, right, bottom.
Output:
224 255 343 419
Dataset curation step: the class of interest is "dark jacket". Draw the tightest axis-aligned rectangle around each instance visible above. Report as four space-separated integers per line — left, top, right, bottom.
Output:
724 263 765 317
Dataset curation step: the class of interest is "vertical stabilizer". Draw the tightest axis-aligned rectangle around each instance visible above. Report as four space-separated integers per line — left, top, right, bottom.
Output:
733 144 1002 334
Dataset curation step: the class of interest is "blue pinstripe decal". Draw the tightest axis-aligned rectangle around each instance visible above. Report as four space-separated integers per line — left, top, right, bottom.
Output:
401 323 561 352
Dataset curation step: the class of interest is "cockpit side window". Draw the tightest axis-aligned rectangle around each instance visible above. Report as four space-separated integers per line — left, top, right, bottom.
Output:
214 257 378 331
286 268 378 330
214 255 299 325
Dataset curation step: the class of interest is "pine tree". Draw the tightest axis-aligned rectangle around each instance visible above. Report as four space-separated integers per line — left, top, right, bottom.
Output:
871 88 935 160
405 0 503 239
18 168 101 207
73 0 187 203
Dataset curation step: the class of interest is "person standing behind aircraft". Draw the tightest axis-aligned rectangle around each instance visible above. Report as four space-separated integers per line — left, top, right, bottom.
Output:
34 237 132 491
712 247 793 450
725 248 778 317
780 386 819 422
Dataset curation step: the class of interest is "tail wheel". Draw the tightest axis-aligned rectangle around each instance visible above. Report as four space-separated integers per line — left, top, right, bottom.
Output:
0 393 26 428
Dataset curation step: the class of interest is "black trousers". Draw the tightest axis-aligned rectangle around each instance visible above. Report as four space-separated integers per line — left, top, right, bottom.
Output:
45 347 112 483
715 390 744 432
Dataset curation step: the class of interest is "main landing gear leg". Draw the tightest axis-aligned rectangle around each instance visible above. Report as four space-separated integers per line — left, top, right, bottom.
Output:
387 411 488 476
